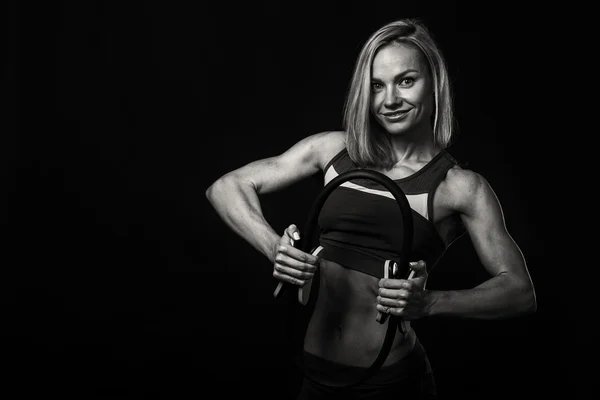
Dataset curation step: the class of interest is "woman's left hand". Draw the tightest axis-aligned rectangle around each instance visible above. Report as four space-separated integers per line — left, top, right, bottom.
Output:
376 260 430 319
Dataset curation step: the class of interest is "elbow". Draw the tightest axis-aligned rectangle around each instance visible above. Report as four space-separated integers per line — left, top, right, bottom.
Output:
205 181 217 205
525 285 537 314
205 175 230 205
205 180 218 203
498 273 537 317
516 281 537 315
206 173 247 206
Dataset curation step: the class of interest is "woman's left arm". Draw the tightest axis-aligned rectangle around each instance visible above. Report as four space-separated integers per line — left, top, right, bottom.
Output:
426 168 537 319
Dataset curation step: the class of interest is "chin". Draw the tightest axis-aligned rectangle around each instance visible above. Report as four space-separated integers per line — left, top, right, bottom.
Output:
382 123 410 136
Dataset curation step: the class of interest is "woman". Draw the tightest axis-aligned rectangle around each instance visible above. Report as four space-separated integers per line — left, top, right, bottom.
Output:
206 18 536 399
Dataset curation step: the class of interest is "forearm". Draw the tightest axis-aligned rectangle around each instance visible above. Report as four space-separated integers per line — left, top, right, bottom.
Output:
206 175 280 263
426 273 536 319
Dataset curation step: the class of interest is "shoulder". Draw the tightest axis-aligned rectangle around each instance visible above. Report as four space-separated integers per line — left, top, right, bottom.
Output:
438 165 495 215
299 130 346 170
304 130 345 147
444 166 484 192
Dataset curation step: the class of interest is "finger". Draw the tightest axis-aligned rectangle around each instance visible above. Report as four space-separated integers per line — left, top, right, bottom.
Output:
409 260 427 276
377 296 407 308
279 234 295 247
273 260 316 277
272 269 310 287
279 245 319 266
378 279 413 289
275 247 318 272
376 305 391 314
376 304 406 317
378 288 411 299
284 224 301 242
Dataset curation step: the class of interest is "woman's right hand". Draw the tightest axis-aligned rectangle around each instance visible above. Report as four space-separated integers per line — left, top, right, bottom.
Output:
272 224 319 287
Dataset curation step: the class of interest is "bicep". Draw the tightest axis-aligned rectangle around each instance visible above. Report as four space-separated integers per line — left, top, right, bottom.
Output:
455 171 528 280
220 131 343 194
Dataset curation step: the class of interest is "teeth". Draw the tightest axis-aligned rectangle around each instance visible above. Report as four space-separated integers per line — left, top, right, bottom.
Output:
386 112 405 117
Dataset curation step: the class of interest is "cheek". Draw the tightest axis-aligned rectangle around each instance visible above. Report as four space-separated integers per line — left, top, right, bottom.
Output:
370 96 380 114
371 91 386 109
423 95 435 115
411 87 434 111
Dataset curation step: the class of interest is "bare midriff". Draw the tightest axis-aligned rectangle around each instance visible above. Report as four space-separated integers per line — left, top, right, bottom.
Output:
303 258 416 367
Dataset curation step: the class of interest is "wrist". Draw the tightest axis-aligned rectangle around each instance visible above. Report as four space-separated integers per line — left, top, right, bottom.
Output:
424 289 443 317
262 230 281 263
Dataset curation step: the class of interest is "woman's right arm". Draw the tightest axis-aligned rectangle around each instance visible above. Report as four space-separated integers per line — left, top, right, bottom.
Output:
205 131 344 265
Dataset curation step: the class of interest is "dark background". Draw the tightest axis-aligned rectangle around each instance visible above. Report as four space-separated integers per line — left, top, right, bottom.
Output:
6 1 568 399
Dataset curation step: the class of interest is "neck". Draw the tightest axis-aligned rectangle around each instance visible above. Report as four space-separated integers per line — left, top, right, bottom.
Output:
389 125 438 164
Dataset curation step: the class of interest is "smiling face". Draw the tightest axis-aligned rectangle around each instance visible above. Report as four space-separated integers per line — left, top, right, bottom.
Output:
370 42 434 137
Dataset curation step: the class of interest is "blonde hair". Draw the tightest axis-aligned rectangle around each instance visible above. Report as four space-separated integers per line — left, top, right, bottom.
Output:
343 18 455 169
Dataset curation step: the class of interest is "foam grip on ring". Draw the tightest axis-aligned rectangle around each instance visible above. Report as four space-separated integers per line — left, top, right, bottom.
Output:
376 260 396 323
297 246 323 305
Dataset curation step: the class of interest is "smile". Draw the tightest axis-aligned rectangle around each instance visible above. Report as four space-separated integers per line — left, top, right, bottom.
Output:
382 110 409 122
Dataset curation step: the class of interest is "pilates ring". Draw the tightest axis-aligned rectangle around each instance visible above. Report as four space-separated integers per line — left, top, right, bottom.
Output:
273 169 414 388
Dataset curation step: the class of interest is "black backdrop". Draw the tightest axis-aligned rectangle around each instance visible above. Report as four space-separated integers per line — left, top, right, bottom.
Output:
7 1 567 398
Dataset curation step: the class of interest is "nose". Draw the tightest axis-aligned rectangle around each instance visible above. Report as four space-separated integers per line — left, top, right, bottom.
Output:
384 86 402 109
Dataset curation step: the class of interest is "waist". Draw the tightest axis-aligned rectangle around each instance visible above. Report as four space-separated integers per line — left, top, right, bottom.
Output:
303 332 426 387
318 240 401 278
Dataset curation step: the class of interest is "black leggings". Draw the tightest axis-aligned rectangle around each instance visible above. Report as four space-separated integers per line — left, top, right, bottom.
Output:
296 338 436 399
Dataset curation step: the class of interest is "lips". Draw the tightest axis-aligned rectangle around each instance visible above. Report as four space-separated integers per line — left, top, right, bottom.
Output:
382 110 409 121
383 110 409 116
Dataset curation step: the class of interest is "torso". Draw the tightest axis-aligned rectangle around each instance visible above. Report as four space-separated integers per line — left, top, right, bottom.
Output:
304 132 464 367
304 260 417 367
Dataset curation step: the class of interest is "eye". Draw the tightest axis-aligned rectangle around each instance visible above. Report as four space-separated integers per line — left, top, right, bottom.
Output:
372 82 384 91
399 77 415 87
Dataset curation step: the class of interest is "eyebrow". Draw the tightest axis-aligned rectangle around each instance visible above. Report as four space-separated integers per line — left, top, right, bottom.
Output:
371 69 419 83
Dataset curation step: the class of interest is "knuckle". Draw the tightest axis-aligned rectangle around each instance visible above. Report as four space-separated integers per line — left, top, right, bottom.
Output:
305 263 317 272
286 268 298 278
302 271 314 279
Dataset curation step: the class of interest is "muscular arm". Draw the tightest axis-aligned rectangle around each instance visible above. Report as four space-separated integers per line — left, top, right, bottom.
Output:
205 131 345 263
426 169 537 319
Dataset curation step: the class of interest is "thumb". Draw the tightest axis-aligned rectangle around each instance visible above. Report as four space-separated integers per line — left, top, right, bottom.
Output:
409 260 427 278
408 261 427 290
284 224 301 247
